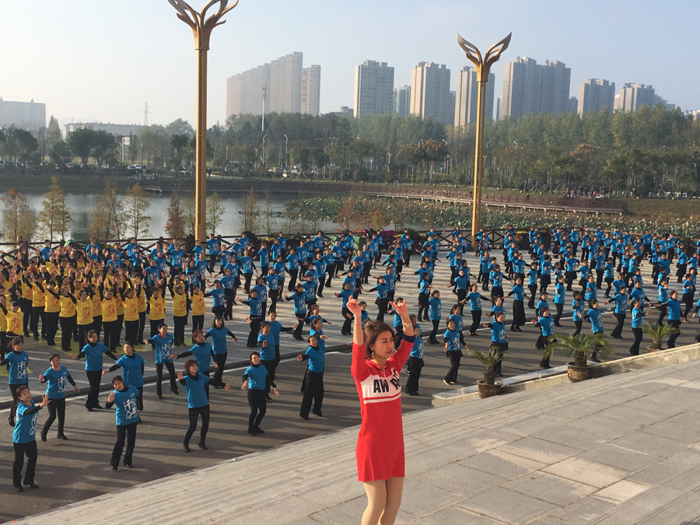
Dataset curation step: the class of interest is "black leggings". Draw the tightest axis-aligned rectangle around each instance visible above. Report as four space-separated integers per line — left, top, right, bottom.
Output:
470 310 482 334
212 353 227 387
184 405 210 446
341 308 352 335
156 362 177 396
429 319 440 342
293 314 305 340
60 316 76 352
111 423 137 468
668 319 682 348
86 370 102 409
103 319 119 352
300 370 324 418
149 319 163 340
13 441 37 486
247 388 267 430
191 315 204 339
247 318 262 347
9 382 28 422
405 357 424 394
630 327 643 355
445 351 462 383
42 398 66 437
173 316 186 346
124 320 139 346
261 359 277 397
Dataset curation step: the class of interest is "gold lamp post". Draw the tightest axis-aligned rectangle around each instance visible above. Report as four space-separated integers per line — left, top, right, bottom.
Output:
167 0 239 241
457 32 511 247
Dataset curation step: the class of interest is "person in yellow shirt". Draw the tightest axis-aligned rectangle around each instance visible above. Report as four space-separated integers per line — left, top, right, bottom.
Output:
0 295 7 356
119 284 141 346
99 283 120 353
76 289 94 350
147 283 166 340
16 273 33 337
168 278 188 346
189 285 206 343
90 283 102 339
28 274 47 342
134 277 148 344
43 281 62 347
5 301 24 339
47 286 77 352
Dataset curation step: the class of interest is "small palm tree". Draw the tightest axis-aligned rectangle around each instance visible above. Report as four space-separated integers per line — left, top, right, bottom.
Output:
467 346 508 385
642 323 680 351
545 333 613 367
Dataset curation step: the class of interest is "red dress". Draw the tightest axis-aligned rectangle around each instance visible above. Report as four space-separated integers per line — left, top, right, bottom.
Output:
352 336 414 482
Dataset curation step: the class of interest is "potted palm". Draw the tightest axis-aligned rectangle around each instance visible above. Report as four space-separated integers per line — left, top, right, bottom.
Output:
545 333 613 382
467 346 508 398
642 323 680 352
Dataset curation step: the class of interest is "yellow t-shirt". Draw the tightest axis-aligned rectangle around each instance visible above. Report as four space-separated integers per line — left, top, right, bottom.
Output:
91 294 102 318
172 292 187 318
123 296 139 322
149 294 166 321
115 294 125 316
20 282 33 301
191 292 206 317
6 310 22 334
44 289 61 313
137 287 147 313
59 295 76 318
31 283 45 308
0 306 7 332
101 297 118 323
77 300 93 326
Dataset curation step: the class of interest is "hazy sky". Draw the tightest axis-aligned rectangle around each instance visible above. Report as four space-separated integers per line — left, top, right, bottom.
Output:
1 0 698 129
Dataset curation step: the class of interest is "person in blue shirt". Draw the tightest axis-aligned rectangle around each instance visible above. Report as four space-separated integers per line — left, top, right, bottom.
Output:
481 311 508 376
606 286 628 339
103 342 146 411
12 386 49 491
257 322 278 400
297 333 325 419
571 291 584 335
1 336 30 426
553 276 566 327
242 351 278 436
584 299 605 362
285 284 308 341
629 299 651 356
334 282 354 336
175 329 215 399
146 323 179 399
105 375 140 470
267 311 296 366
427 290 442 344
506 277 528 331
178 359 231 453
532 307 556 369
38 353 78 441
204 316 238 389
238 289 263 348
656 289 684 348
70 330 118 411
467 284 491 336
286 247 300 292
404 315 424 395
443 318 465 385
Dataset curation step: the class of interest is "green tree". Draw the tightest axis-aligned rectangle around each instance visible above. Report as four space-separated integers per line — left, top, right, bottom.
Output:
37 176 71 241
50 140 71 166
2 189 37 241
68 128 95 164
125 183 151 238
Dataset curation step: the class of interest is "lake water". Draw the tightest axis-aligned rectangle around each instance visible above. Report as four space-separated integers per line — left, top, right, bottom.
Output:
17 192 341 242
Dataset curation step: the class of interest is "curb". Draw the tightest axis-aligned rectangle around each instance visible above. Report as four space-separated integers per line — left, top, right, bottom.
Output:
432 343 700 407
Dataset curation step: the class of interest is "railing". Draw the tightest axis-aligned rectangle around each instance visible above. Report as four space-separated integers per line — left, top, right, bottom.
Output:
141 179 628 214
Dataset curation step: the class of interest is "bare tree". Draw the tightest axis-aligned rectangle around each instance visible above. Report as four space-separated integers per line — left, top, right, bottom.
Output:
206 192 225 234
37 176 71 241
90 181 125 241
2 189 37 241
125 183 151 238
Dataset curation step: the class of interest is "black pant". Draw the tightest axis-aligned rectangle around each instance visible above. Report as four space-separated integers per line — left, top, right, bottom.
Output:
149 319 163 340
288 269 298 291
156 362 177 396
191 315 204 339
60 316 76 352
92 315 103 339
103 319 119 352
225 289 235 320
554 303 564 326
45 311 59 345
261 358 277 397
78 323 91 350
418 293 429 321
173 316 186 346
31 306 45 338
124 320 139 346
612 313 626 338
243 273 253 293
429 319 440 342
137 312 146 342
184 405 210 446
293 314 305 340
376 298 389 321
528 285 537 308
341 308 352 335
21 298 32 336
630 327 643 355
86 370 102 409
247 389 267 430
212 353 227 387
657 304 667 325
9 382 28 423
470 310 482 334
13 440 37 486
573 320 583 336
445 351 462 383
111 423 137 468
247 317 262 347
325 265 335 287
300 370 324 418
405 357 424 394
42 398 66 437
668 320 682 348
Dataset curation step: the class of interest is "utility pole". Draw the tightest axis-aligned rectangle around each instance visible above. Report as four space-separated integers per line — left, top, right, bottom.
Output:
142 102 150 127
262 84 267 132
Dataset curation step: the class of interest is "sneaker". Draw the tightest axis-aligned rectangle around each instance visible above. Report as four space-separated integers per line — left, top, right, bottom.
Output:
183 444 191 453
443 379 451 385
111 465 118 471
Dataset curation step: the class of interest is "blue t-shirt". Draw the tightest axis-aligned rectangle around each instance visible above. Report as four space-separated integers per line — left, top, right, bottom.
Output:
43 365 70 399
631 307 645 329
206 326 234 355
208 287 226 307
537 316 555 337
112 385 140 426
443 329 461 352
5 350 29 385
116 354 145 388
554 283 566 304
428 297 442 321
186 342 213 375
245 364 268 390
304 345 325 372
81 342 112 371
410 327 424 359
257 333 276 361
183 373 210 409
586 308 604 333
613 294 628 315
13 401 40 443
490 321 507 343
150 334 174 364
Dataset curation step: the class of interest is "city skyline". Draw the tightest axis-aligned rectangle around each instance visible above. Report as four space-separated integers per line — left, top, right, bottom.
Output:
0 0 698 127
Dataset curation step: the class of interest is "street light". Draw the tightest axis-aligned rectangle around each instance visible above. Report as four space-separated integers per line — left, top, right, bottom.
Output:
262 134 268 168
167 0 239 242
457 31 512 248
284 134 288 168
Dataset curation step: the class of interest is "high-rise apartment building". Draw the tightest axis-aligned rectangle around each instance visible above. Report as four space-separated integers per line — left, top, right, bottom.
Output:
616 83 674 112
226 52 303 119
0 98 46 131
393 86 411 117
410 62 452 125
301 65 321 117
454 66 495 127
577 79 615 115
501 57 571 119
354 60 395 118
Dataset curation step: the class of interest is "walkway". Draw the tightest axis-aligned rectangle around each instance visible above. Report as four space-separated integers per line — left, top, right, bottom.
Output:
16 351 700 524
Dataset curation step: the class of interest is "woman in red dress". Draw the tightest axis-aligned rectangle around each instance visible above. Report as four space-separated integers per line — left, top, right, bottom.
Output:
347 297 415 525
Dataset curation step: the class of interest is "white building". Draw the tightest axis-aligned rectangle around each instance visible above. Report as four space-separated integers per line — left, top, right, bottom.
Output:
354 60 395 118
301 65 322 117
410 62 452 125
0 98 46 131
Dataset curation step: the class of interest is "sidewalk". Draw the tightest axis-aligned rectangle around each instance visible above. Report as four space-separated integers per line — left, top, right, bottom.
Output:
17 355 700 524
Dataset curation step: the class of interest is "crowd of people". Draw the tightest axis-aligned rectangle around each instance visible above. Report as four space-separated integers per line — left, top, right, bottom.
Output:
2 224 697 507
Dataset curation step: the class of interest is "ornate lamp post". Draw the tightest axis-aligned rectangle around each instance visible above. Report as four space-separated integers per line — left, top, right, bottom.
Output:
167 0 239 241
457 32 511 247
